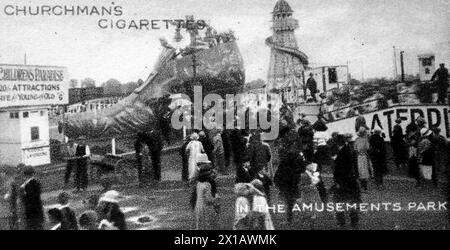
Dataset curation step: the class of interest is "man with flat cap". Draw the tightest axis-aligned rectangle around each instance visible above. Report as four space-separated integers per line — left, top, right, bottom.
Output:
431 63 449 104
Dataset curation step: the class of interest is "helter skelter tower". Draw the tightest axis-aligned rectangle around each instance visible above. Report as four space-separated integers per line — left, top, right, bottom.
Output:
266 0 309 92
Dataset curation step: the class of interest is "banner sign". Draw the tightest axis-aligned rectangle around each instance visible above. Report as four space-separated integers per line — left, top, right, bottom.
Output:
0 64 69 108
22 146 51 166
326 105 450 141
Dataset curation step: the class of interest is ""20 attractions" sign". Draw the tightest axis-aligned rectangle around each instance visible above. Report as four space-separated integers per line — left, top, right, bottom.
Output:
0 64 69 108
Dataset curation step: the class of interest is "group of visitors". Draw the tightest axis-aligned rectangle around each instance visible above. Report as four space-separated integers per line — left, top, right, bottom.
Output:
181 126 274 230
4 163 127 230
396 116 449 188
354 126 388 191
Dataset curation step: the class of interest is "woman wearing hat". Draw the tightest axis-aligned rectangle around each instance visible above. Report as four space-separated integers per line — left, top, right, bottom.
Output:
298 162 322 229
249 179 274 230
417 128 435 185
194 163 219 230
98 190 127 230
233 182 273 230
354 127 371 191
186 133 205 181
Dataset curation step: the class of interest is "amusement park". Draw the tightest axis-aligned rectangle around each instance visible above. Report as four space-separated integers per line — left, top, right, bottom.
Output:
0 0 449 232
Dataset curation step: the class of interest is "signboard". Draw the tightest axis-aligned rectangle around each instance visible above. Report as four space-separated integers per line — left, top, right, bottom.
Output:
418 54 435 82
325 105 450 141
0 64 69 108
22 146 51 166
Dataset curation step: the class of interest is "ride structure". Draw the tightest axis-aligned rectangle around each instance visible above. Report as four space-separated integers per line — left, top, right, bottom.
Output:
64 18 245 139
266 0 309 93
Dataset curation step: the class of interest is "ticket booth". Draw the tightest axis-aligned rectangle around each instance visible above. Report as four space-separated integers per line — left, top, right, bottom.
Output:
0 106 51 166
0 64 68 167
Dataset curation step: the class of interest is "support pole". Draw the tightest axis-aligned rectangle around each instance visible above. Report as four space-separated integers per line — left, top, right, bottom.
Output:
111 138 116 156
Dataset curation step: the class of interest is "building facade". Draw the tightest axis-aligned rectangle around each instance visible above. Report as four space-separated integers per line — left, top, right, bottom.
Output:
0 64 68 166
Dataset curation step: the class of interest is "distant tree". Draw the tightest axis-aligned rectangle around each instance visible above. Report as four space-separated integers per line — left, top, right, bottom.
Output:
69 79 78 88
81 78 96 88
122 81 139 95
102 78 123 96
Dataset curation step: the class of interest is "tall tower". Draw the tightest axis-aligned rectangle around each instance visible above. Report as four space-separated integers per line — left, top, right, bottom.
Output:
266 0 309 92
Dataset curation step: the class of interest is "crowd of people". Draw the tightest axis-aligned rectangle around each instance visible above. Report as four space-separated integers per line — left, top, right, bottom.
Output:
181 109 450 230
3 164 127 230
3 108 449 230
180 127 275 230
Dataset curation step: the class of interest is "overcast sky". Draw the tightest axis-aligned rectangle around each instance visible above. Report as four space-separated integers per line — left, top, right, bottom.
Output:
0 0 449 85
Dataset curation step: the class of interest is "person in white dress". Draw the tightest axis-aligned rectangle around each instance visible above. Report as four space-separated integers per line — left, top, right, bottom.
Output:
186 133 205 181
354 127 372 191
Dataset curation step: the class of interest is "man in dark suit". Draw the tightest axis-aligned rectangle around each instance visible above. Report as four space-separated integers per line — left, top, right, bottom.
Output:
333 134 361 229
146 130 163 181
135 132 149 185
64 139 78 188
75 138 91 192
306 73 318 102
20 166 44 230
431 63 449 104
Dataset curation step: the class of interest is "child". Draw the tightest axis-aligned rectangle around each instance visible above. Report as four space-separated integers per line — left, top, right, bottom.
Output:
79 211 99 230
194 165 219 230
254 170 273 204
299 162 322 228
58 192 78 230
250 179 274 230
233 183 252 230
47 208 63 230
98 190 127 230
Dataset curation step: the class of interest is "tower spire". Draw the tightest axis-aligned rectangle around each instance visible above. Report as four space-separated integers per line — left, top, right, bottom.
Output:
266 0 308 92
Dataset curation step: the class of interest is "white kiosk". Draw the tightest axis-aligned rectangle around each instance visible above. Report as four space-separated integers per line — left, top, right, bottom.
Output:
418 53 435 82
0 64 68 167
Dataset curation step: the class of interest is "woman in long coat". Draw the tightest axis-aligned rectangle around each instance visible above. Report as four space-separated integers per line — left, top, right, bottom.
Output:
354 127 371 191
186 133 205 181
195 169 219 230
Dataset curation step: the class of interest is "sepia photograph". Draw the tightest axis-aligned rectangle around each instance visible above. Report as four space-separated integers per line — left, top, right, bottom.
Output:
0 0 449 239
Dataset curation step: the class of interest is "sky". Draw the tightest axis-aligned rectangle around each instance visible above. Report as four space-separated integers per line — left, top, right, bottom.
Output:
0 0 449 85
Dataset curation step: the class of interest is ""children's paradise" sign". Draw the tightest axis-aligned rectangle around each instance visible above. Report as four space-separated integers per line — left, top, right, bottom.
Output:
0 64 69 108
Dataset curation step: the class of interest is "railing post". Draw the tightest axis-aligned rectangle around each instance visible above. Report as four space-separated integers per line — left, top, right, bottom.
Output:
111 138 116 156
